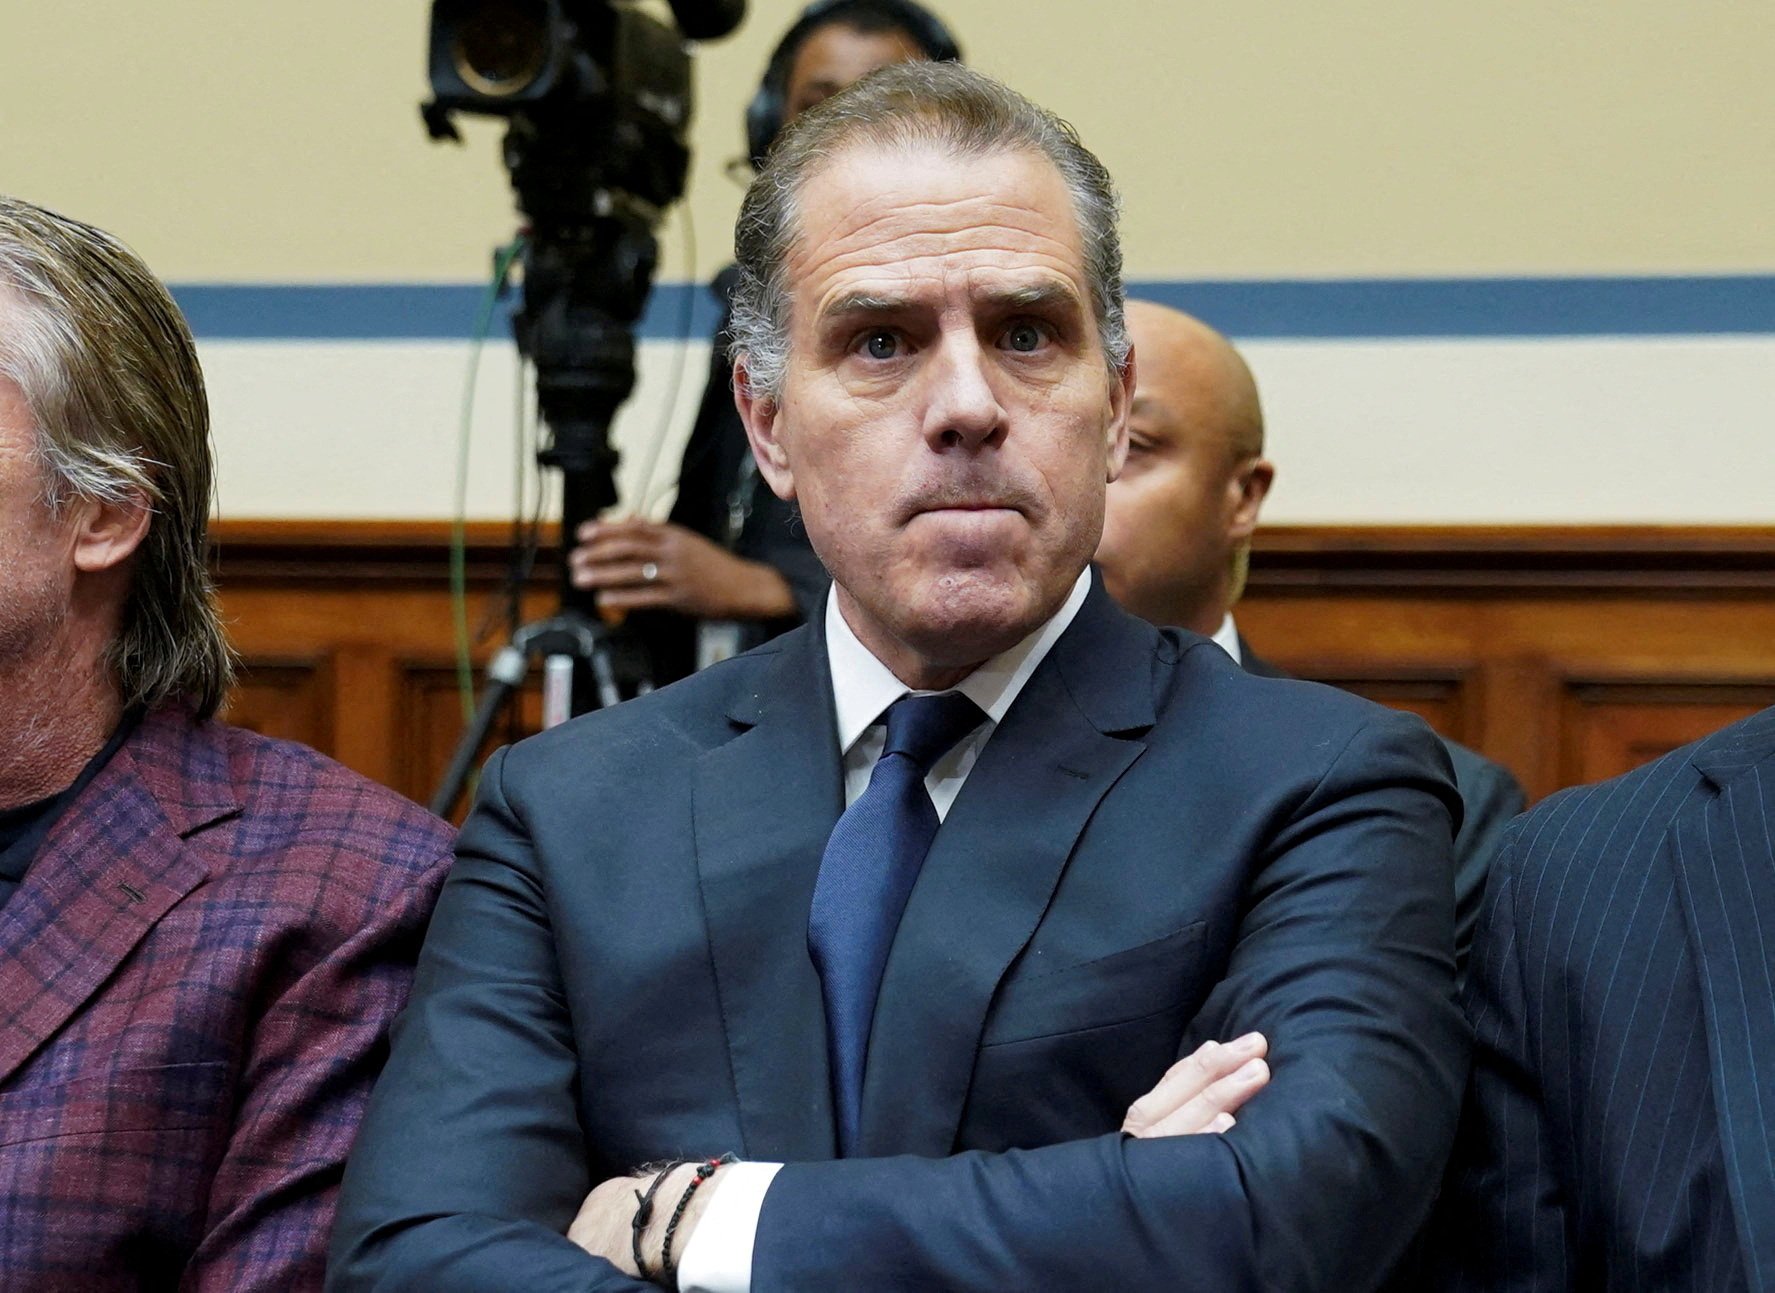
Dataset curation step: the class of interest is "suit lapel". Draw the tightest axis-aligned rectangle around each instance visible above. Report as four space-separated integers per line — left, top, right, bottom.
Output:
0 710 231 1084
1669 714 1775 1288
857 582 1158 1156
692 627 844 1160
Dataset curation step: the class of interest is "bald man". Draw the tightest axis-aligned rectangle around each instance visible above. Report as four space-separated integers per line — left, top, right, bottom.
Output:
1096 300 1525 974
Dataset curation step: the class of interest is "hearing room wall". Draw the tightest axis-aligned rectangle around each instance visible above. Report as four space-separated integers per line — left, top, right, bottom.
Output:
3 0 1771 523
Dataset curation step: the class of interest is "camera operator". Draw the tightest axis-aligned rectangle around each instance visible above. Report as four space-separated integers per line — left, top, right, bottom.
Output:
569 0 962 683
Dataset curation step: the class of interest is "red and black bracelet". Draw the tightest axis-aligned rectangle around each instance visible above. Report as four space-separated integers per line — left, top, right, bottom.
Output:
657 1152 739 1288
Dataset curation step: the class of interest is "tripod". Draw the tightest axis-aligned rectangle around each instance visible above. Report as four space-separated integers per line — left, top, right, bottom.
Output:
428 219 662 821
426 608 636 818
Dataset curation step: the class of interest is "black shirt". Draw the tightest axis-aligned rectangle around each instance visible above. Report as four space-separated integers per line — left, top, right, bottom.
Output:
0 711 141 913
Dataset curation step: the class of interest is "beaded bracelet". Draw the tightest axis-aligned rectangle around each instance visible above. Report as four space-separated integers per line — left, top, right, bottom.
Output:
658 1152 739 1288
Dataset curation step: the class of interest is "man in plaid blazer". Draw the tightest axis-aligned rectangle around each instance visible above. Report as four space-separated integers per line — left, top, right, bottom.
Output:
0 197 454 1290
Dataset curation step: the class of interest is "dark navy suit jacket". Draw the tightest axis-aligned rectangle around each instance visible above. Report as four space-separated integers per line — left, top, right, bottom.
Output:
1241 641 1526 974
331 579 1468 1292
1429 703 1775 1290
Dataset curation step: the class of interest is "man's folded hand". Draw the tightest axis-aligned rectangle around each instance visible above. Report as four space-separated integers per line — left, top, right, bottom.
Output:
1122 1033 1269 1138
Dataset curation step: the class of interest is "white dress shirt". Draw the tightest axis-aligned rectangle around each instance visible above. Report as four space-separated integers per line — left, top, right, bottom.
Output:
1210 612 1241 665
675 570 1092 1293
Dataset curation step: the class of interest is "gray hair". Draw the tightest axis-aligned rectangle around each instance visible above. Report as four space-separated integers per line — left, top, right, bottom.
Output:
0 195 233 718
730 61 1129 399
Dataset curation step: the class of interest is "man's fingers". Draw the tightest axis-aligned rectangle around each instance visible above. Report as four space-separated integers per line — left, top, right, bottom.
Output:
572 560 665 591
1122 1032 1265 1133
1134 1057 1270 1139
572 534 661 567
576 517 658 544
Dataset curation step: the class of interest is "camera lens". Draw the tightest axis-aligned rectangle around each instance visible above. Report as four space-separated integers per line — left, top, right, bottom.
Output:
451 0 550 98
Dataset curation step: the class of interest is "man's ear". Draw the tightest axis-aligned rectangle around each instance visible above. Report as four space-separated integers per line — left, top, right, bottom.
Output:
734 358 796 502
70 488 152 575
1104 344 1135 483
1227 458 1275 542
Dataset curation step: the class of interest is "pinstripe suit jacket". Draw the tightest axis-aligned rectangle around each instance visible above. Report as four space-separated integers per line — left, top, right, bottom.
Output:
0 707 454 1292
1429 704 1775 1290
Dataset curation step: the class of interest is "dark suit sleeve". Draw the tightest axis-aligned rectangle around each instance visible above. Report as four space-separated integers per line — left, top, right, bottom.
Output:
1423 843 1572 1290
1444 743 1527 975
754 711 1470 1292
326 749 652 1293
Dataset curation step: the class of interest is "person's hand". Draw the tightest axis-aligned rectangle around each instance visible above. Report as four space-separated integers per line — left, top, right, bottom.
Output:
567 1161 731 1277
570 517 798 621
1122 1032 1269 1137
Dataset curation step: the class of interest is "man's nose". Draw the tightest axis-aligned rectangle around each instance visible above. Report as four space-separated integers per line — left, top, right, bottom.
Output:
922 335 1006 450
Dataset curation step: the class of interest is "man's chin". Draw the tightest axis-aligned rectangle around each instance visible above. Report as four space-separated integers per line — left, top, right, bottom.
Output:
893 571 1057 663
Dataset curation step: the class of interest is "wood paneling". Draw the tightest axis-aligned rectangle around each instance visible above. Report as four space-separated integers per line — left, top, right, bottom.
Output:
394 660 544 816
1557 680 1775 787
209 521 1775 812
1264 665 1481 745
220 657 333 751
211 523 562 815
1234 528 1775 799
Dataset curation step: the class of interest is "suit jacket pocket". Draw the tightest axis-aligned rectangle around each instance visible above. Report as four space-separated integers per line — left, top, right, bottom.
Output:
0 1061 230 1147
981 920 1206 1047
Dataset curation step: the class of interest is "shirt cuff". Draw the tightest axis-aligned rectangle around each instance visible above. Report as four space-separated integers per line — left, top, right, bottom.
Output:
675 1160 783 1293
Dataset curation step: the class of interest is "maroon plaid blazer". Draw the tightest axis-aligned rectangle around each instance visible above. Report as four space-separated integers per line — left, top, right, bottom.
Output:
0 707 454 1291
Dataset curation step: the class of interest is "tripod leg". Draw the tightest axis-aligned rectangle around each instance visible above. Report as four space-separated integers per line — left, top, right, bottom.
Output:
429 646 528 819
589 647 622 711
542 654 576 729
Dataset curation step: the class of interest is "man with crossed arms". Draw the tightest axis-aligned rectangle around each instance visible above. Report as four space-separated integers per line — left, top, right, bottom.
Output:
332 63 1466 1292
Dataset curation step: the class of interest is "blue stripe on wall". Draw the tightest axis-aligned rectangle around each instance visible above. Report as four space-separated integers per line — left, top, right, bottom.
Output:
171 275 1775 342
170 282 728 342
1132 276 1775 338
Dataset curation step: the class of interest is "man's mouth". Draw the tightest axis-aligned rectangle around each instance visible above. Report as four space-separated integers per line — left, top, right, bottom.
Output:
913 500 1021 516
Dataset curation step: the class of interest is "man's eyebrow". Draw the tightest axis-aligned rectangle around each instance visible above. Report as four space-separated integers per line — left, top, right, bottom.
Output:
982 282 1085 313
817 281 1086 326
818 291 910 323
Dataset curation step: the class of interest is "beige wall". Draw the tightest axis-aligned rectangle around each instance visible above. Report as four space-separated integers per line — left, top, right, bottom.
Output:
5 0 1772 284
6 2 1772 526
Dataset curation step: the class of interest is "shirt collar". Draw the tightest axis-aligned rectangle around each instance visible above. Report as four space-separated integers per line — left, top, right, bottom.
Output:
826 568 1093 756
1211 612 1242 665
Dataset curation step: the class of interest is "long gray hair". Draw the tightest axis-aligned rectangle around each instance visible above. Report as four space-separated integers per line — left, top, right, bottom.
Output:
0 196 232 718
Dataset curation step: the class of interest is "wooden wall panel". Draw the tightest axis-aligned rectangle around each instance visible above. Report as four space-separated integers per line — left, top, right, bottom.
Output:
220 657 333 752
1234 596 1775 800
395 661 545 820
1265 666 1481 746
209 522 1775 813
1556 681 1775 787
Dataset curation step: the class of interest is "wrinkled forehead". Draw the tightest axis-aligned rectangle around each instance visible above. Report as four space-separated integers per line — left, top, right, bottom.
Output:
782 139 1089 309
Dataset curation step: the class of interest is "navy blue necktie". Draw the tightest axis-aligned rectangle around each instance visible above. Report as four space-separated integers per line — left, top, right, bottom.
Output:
809 691 986 1155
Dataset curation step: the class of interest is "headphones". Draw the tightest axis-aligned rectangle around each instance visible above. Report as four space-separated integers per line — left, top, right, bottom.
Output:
744 0 963 169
